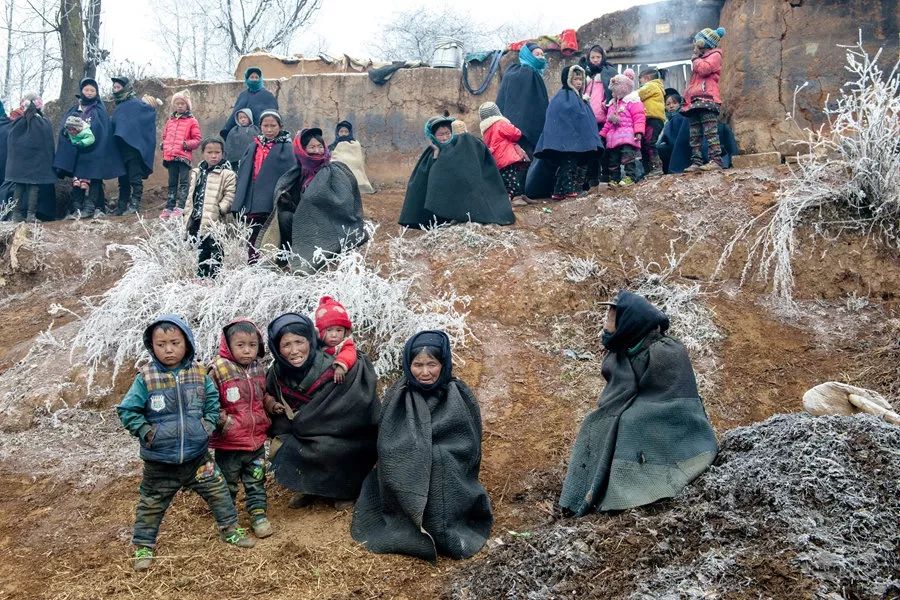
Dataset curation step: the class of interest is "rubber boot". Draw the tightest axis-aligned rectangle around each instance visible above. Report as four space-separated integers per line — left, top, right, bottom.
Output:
25 187 38 223
11 187 25 222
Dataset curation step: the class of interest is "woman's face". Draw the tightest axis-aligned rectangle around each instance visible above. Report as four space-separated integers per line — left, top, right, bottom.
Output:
279 333 310 367
434 126 452 143
305 137 325 155
81 86 97 100
589 50 603 66
260 116 280 138
248 72 261 81
532 47 545 60
112 82 124 93
665 96 682 113
410 350 442 386
337 126 350 137
604 307 617 333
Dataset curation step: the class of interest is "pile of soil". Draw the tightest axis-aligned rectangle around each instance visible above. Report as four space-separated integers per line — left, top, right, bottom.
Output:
450 413 900 600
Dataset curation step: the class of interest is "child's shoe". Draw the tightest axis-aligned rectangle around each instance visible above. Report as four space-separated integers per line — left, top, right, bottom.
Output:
699 162 722 172
251 516 274 538
92 209 104 220
619 177 635 187
550 194 565 202
171 207 184 218
133 546 154 571
683 164 702 174
159 208 171 219
221 526 256 548
510 196 528 207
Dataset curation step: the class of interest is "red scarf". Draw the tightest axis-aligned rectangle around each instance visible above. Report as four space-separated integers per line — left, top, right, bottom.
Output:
252 136 275 181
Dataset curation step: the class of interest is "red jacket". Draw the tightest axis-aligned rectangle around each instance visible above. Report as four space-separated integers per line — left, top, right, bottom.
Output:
208 319 270 451
161 112 202 163
480 117 527 170
684 48 723 109
324 337 358 373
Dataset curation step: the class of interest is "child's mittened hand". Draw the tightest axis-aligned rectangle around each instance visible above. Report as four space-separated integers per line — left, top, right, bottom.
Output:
635 133 643 141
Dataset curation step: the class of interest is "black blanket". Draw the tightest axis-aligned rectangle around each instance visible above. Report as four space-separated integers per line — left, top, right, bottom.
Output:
270 352 379 500
0 115 12 182
523 157 556 199
5 115 57 185
112 97 157 175
231 135 295 215
495 64 549 156
351 377 493 561
219 88 278 139
398 134 514 227
53 100 124 180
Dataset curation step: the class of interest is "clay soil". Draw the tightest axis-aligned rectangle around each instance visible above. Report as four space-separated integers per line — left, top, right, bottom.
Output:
0 170 897 599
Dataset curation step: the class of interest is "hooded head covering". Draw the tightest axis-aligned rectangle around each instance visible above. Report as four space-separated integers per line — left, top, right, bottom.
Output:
20 93 43 120
111 76 135 103
328 120 354 150
170 89 192 113
236 107 254 125
478 102 502 121
451 119 468 135
583 44 608 75
0 100 6 119
244 67 264 92
142 314 197 369
519 43 547 75
695 27 726 49
403 330 453 392
610 68 635 99
314 296 353 332
601 290 670 353
219 318 266 361
425 116 455 147
561 64 586 93
293 127 332 188
258 109 282 126
267 312 319 380
79 78 100 105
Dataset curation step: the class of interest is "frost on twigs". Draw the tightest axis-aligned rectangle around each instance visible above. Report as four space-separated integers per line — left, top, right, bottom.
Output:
70 219 470 384
390 220 524 267
716 34 900 309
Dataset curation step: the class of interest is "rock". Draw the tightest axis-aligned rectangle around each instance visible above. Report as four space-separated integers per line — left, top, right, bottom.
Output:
731 152 783 169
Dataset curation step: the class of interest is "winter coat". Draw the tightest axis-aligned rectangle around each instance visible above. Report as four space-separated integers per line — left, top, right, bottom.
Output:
219 88 278 139
231 132 295 215
53 99 125 180
66 128 95 148
161 112 201 164
224 123 260 163
0 114 12 182
638 78 666 121
6 113 57 185
182 161 236 235
683 48 723 110
480 116 526 170
208 319 271 452
112 96 158 176
600 92 646 149
116 315 219 465
584 75 608 125
534 66 603 158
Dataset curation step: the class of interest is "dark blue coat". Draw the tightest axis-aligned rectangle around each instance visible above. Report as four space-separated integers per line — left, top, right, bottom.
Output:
523 157 555 199
6 113 58 185
112 97 158 175
219 88 278 139
0 115 12 183
657 114 738 173
496 64 549 156
231 133 296 215
534 67 603 159
53 99 124 180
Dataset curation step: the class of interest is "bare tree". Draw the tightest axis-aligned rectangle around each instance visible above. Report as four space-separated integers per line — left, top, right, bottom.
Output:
372 6 496 63
82 0 104 78
3 0 13 100
57 0 83 100
209 0 321 56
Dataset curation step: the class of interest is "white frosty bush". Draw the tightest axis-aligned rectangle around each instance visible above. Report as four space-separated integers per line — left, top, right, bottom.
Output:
717 35 900 308
390 220 522 266
70 219 470 384
565 256 606 283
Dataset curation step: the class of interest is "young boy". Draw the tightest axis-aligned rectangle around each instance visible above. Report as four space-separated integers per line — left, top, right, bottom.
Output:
224 108 259 171
209 319 273 538
314 296 357 384
637 68 666 177
183 137 235 278
117 315 254 572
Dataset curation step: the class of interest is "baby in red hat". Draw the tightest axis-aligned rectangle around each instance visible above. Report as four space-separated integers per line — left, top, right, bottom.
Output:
314 296 358 383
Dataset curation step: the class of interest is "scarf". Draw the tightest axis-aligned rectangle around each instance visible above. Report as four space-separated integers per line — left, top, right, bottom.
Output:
602 291 670 354
402 331 453 392
424 118 455 149
293 131 332 190
246 78 263 92
518 45 547 75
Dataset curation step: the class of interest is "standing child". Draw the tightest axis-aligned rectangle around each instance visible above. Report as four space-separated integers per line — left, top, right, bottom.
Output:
637 68 666 177
183 137 235 278
209 319 273 539
62 117 95 216
116 315 255 572
6 94 56 223
314 296 357 384
478 102 531 206
224 108 259 171
682 27 726 172
580 45 617 186
160 90 201 219
600 69 645 187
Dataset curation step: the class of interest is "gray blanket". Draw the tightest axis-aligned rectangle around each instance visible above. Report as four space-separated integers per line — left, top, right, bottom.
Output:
351 377 493 561
559 333 718 515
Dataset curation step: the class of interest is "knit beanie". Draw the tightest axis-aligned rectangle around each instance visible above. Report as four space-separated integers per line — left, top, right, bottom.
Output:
65 115 86 130
610 69 635 99
171 89 192 112
478 102 502 121
314 296 353 332
259 109 282 126
695 27 726 49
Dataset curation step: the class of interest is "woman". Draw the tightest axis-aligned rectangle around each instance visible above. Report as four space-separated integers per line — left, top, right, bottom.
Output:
265 312 378 510
559 290 718 517
495 43 549 157
351 330 493 562
398 116 514 227
219 67 279 139
258 127 368 273
328 120 375 194
53 78 125 219
6 94 56 222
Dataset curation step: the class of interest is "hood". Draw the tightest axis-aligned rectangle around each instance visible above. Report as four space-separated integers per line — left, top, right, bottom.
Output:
425 115 456 147
267 312 319 378
581 44 608 75
218 318 265 362
478 115 508 135
518 44 547 75
143 314 197 368
403 330 453 392
244 67 264 91
329 120 355 150
610 69 636 99
236 107 254 124
293 128 332 184
602 291 669 353
78 78 100 104
561 64 586 93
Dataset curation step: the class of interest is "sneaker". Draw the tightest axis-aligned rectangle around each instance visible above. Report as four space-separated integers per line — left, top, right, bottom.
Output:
171 207 184 218
550 194 565 202
333 500 355 511
699 162 722 172
523 195 540 204
619 177 635 187
683 164 702 174
65 211 79 220
221 527 256 548
159 209 171 219
288 492 314 508
251 517 274 538
92 209 104 220
511 197 528 207
133 546 154 571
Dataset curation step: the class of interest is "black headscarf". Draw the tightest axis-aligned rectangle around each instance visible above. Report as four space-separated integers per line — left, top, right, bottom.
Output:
602 290 670 354
329 120 355 151
560 65 586 94
267 312 319 380
403 330 453 392
79 78 100 106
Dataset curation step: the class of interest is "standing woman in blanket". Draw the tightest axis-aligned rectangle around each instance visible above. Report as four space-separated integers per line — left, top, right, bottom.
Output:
220 67 279 140
495 43 550 157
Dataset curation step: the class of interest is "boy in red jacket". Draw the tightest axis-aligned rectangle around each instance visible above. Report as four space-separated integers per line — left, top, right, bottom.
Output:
314 296 357 384
160 89 202 218
478 102 532 206
209 319 273 539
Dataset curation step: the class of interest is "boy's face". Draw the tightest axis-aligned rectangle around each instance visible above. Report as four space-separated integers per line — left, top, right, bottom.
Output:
81 86 97 100
112 82 123 93
152 326 187 367
279 333 309 367
434 126 452 143
589 50 603 66
228 331 259 366
571 72 584 91
236 112 251 126
410 351 442 386
203 142 223 165
337 126 350 137
322 326 347 348
173 98 188 113
665 96 682 113
260 117 280 138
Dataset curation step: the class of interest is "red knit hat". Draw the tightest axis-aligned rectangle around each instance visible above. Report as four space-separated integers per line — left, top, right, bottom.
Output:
314 296 352 332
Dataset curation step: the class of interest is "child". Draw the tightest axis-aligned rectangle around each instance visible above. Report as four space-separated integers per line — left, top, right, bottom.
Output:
314 296 357 384
183 137 236 278
637 68 666 177
479 101 531 206
116 315 254 572
224 108 259 172
600 69 645 187
682 27 726 172
209 319 273 538
160 90 201 219
6 94 56 223
581 45 617 186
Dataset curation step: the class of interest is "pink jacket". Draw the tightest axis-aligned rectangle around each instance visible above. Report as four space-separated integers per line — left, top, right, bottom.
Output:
584 76 607 125
161 113 201 163
600 92 645 149
684 48 723 109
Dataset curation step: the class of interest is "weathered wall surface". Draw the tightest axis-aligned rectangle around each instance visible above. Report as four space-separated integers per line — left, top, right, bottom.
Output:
719 0 899 154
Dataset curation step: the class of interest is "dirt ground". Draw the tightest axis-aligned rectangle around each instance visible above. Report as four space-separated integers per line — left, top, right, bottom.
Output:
0 170 897 599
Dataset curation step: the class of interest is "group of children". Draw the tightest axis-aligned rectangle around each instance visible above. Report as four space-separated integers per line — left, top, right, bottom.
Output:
117 295 358 571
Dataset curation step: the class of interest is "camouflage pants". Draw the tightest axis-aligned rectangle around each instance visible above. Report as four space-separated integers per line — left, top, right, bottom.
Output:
132 452 238 548
214 446 268 518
